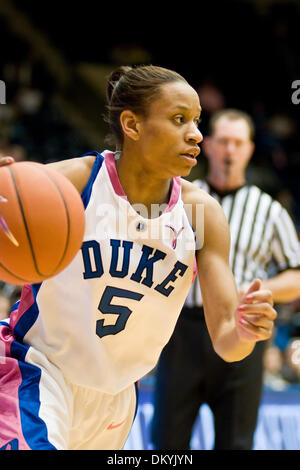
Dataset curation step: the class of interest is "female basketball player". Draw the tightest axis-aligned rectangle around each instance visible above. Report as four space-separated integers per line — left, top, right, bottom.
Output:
0 65 276 450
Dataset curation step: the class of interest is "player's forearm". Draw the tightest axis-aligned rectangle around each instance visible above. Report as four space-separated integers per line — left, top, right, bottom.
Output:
206 280 276 362
211 317 255 362
204 298 256 362
261 269 300 303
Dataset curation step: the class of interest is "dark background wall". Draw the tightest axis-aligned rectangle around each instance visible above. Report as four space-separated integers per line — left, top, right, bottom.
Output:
0 0 299 227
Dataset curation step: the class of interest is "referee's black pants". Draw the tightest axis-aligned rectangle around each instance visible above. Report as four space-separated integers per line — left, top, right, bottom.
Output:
151 306 265 450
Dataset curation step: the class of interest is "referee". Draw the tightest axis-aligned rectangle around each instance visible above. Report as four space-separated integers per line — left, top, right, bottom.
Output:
151 109 300 450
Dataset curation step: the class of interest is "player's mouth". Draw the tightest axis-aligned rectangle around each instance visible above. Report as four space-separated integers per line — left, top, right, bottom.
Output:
179 149 200 166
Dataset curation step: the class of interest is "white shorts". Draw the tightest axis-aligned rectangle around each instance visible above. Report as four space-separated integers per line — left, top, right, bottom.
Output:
0 322 138 450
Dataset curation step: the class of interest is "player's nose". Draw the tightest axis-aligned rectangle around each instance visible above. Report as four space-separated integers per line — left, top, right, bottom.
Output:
185 123 203 144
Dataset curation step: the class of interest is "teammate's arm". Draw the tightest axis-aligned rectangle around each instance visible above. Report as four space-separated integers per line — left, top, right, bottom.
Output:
183 182 277 362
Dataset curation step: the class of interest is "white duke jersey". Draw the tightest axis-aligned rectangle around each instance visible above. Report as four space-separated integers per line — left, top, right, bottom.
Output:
10 151 196 394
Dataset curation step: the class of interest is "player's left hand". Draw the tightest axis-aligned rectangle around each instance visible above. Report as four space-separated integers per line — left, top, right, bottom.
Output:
0 156 15 167
235 279 277 342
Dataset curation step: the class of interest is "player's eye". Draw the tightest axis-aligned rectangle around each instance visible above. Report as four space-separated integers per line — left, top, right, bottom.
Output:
173 115 185 124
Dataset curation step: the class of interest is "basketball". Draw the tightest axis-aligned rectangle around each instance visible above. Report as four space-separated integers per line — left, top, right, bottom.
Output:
0 161 85 285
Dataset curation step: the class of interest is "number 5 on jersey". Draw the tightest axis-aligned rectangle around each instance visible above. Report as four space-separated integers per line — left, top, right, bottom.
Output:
96 286 144 338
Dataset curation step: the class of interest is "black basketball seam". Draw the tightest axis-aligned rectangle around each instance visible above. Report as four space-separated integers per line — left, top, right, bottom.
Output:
8 166 43 277
0 260 31 282
35 166 71 276
9 165 72 278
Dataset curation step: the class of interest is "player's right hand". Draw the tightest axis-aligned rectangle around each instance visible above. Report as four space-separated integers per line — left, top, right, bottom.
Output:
0 156 15 166
235 279 276 343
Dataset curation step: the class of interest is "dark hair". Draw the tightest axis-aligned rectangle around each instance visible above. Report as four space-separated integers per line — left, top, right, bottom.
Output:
209 108 255 140
104 65 188 149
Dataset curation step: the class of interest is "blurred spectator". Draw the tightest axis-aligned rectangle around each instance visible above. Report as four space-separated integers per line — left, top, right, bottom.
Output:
197 79 226 137
15 87 44 116
0 283 22 312
0 143 27 161
197 79 226 114
263 343 288 391
267 113 297 143
110 43 151 65
282 337 300 385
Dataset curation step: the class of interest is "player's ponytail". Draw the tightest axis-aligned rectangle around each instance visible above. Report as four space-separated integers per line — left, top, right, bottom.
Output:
104 64 187 149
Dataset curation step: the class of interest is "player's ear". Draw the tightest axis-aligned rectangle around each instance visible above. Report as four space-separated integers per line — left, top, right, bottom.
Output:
120 110 141 142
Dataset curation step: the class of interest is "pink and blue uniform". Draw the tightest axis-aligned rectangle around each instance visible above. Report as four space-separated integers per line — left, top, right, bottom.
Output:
0 151 196 449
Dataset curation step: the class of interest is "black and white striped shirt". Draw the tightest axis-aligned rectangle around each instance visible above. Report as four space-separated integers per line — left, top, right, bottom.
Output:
186 180 300 307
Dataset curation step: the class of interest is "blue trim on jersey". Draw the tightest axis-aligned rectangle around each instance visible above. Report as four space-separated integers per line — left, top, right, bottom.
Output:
133 382 139 421
79 151 105 209
10 340 57 450
11 299 20 313
0 439 19 450
13 283 42 341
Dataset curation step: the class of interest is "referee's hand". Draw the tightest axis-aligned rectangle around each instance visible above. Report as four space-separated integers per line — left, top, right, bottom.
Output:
236 279 277 342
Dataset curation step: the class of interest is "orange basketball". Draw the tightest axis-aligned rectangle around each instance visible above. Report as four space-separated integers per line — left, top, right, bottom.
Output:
0 161 85 285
